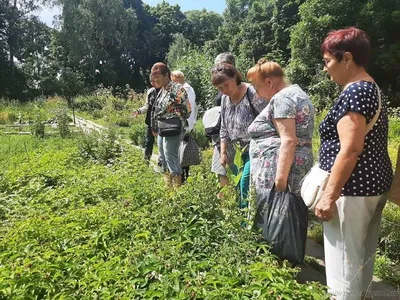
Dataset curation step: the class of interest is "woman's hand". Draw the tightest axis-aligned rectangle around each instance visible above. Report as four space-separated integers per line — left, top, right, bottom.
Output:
275 177 287 192
220 153 229 167
315 195 337 221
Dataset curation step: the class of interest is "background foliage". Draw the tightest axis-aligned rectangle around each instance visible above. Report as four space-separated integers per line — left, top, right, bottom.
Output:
0 0 399 109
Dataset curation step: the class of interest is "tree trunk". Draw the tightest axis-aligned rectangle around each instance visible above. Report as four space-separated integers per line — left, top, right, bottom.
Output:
9 0 17 80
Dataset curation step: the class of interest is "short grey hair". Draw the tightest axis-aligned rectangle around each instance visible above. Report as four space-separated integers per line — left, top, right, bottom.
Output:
214 52 235 66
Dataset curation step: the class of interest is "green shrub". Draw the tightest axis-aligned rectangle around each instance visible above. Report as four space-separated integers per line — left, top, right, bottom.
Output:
307 219 324 245
129 123 147 147
92 109 104 120
380 203 400 262
77 130 99 160
307 70 340 112
55 107 70 138
388 107 400 118
374 253 400 287
172 49 217 112
191 122 210 149
0 135 328 299
388 117 400 142
104 110 133 127
30 110 46 138
0 111 17 124
77 127 122 164
74 95 108 112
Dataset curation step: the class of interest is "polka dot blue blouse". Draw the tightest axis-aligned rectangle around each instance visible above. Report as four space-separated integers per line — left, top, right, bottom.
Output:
319 81 393 196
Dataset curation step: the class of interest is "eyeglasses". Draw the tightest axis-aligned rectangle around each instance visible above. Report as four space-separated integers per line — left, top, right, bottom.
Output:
322 58 330 67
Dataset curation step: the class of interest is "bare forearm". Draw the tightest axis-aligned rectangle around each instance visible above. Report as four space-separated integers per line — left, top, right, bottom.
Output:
324 150 360 202
220 141 227 155
276 140 297 183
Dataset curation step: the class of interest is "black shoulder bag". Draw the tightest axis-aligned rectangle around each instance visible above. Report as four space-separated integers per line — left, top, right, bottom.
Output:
158 118 182 137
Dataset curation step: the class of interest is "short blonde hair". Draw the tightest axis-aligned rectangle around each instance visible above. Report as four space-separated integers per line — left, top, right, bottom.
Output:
171 70 185 84
247 58 284 81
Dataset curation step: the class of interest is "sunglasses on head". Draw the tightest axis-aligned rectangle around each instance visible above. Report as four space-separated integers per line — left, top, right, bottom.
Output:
212 64 231 72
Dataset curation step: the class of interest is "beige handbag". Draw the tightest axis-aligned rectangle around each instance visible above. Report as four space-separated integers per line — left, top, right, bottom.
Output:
388 146 400 206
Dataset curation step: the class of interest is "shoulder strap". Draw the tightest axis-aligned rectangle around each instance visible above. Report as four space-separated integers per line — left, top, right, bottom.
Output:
246 87 258 119
365 83 381 135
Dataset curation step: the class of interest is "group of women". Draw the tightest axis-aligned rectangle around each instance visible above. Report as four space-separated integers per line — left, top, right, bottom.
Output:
210 27 393 300
148 27 393 299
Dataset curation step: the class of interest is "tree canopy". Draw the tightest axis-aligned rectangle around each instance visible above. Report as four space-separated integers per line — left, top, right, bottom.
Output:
0 0 399 108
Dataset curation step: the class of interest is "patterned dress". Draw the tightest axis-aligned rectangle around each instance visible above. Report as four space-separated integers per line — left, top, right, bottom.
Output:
248 84 314 204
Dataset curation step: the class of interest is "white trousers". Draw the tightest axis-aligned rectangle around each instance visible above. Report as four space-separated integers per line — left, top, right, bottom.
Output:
323 194 386 300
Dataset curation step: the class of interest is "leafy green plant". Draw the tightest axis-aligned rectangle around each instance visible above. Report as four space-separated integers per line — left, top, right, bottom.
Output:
307 70 340 112
171 48 217 112
77 127 122 164
129 123 147 147
55 107 70 138
225 144 247 187
374 253 400 287
0 134 329 299
30 108 46 138
191 122 210 149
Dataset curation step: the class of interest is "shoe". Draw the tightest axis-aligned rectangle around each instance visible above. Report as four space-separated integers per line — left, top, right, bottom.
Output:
164 173 172 187
171 175 182 188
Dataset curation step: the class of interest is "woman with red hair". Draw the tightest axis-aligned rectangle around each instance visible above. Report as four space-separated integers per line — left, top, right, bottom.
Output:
316 27 393 299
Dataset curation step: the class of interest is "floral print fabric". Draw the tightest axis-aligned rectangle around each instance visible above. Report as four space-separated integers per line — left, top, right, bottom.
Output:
151 81 191 132
248 84 314 197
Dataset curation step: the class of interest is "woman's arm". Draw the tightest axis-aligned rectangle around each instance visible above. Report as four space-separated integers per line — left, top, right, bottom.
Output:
219 96 230 166
133 90 152 116
273 118 298 191
315 111 366 220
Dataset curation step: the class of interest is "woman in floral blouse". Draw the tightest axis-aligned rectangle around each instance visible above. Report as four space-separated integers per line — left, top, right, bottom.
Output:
247 59 314 234
150 62 191 187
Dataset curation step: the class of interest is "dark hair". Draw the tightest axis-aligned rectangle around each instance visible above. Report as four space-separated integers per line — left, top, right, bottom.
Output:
211 63 242 86
320 27 371 67
151 62 171 78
